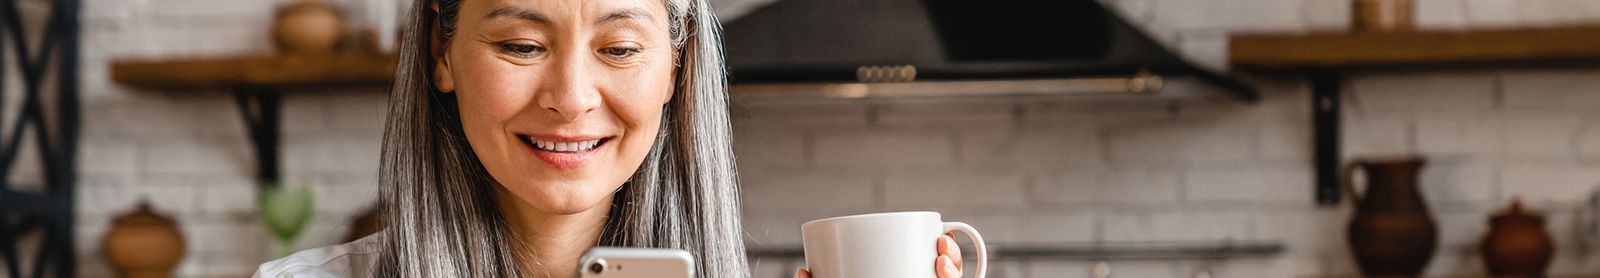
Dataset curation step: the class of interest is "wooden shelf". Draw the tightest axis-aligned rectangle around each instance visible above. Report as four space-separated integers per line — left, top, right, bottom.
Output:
1230 26 1600 69
111 54 398 90
109 53 399 185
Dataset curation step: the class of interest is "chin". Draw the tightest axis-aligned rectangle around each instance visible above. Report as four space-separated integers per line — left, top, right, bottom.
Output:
511 180 618 215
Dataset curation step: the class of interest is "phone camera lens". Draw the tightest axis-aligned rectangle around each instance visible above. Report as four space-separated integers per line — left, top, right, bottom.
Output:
589 260 607 275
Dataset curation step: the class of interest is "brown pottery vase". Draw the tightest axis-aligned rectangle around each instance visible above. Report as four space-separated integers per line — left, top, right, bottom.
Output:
101 200 186 278
1481 199 1554 277
1353 0 1413 32
273 0 345 54
1344 156 1437 277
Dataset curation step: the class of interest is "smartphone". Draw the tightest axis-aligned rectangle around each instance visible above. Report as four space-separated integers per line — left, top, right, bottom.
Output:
576 247 695 278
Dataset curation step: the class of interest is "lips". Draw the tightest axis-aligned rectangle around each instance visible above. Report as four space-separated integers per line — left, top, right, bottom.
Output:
516 134 611 169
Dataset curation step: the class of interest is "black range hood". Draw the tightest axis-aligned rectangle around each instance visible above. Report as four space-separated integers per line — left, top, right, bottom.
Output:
720 0 1259 101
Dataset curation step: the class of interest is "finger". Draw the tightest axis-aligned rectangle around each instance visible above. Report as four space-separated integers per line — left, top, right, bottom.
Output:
795 268 810 278
936 254 961 278
943 233 963 271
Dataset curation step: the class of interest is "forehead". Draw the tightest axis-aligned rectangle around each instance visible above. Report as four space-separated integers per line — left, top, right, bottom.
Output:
465 0 669 25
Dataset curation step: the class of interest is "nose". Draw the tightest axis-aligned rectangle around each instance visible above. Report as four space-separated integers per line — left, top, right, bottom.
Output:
535 49 601 122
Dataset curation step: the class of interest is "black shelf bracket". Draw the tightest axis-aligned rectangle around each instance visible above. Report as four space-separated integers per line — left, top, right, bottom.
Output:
234 88 282 186
1311 71 1342 205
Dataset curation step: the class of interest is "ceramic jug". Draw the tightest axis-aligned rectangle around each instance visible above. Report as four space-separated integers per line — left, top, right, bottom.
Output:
1344 156 1437 276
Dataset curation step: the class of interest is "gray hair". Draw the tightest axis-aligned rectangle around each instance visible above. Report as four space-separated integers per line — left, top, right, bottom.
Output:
374 0 747 276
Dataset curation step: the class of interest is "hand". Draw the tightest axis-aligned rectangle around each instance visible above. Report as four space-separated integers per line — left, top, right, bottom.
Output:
936 232 964 278
793 233 965 278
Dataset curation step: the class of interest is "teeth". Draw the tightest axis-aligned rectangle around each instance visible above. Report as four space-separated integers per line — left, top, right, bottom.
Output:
529 138 603 152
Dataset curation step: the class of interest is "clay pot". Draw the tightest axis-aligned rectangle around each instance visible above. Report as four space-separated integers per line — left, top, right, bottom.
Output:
273 0 345 54
101 200 186 278
1344 156 1437 276
1481 199 1554 277
1353 0 1413 32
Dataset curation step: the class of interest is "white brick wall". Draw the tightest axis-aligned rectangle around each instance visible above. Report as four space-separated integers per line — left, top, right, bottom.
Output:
813 131 955 169
1414 116 1505 156
1184 166 1315 204
70 0 1600 277
741 171 877 210
1107 122 1257 163
1583 124 1600 156
1503 69 1600 109
1416 0 1470 29
1466 0 1522 27
882 169 1028 209
1350 72 1499 111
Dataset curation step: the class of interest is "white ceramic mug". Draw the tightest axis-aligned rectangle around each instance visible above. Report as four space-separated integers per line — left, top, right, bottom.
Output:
801 211 986 278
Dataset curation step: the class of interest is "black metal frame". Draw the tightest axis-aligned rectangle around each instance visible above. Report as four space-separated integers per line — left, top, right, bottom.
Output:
0 0 82 276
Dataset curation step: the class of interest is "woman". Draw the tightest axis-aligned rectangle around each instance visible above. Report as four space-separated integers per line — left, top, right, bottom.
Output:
253 0 966 277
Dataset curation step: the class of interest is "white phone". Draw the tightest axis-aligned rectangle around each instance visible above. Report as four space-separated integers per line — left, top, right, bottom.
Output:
577 247 695 278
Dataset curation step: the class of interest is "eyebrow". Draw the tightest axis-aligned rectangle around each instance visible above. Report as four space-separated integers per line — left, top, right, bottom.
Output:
483 6 657 27
485 7 551 25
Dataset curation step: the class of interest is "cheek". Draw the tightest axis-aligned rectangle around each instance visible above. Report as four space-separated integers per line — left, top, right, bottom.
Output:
455 56 534 131
600 55 675 181
605 58 677 128
451 51 538 190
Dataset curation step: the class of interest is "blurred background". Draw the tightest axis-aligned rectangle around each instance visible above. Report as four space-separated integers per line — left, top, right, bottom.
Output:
4 0 1600 277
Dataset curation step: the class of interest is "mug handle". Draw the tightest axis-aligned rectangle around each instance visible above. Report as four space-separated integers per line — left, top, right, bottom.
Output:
941 222 986 278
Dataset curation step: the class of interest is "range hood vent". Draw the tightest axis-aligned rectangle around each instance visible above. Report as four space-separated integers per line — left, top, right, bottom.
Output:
720 0 1258 101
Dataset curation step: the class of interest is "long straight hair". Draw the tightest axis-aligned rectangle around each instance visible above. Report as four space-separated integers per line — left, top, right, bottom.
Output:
373 0 747 276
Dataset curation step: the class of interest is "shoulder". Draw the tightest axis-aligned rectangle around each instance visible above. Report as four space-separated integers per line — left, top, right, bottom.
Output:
252 233 384 278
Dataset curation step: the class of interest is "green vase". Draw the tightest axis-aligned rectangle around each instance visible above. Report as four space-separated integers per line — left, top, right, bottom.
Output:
259 183 314 257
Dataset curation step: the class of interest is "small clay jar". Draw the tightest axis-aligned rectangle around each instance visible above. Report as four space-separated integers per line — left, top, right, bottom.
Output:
101 200 186 278
1353 0 1413 32
273 0 345 54
1481 199 1554 277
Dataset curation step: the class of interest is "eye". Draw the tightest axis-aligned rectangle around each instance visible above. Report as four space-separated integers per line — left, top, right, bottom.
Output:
498 42 545 57
599 47 641 59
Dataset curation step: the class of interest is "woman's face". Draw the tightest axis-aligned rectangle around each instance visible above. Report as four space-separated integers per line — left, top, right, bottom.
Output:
435 0 676 215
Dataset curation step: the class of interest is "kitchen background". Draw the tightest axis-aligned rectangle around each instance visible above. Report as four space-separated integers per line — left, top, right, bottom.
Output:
33 0 1600 277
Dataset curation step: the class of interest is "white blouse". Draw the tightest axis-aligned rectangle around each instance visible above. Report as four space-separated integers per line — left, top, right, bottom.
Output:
252 233 381 278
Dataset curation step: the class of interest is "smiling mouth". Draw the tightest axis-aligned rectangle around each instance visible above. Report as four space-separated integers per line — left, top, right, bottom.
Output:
517 135 611 153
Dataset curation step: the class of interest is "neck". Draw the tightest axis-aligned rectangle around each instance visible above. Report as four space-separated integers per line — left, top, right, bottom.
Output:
498 188 614 278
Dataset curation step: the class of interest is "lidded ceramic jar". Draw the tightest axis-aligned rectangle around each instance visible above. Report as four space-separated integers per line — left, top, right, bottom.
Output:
101 200 186 278
1481 199 1554 277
